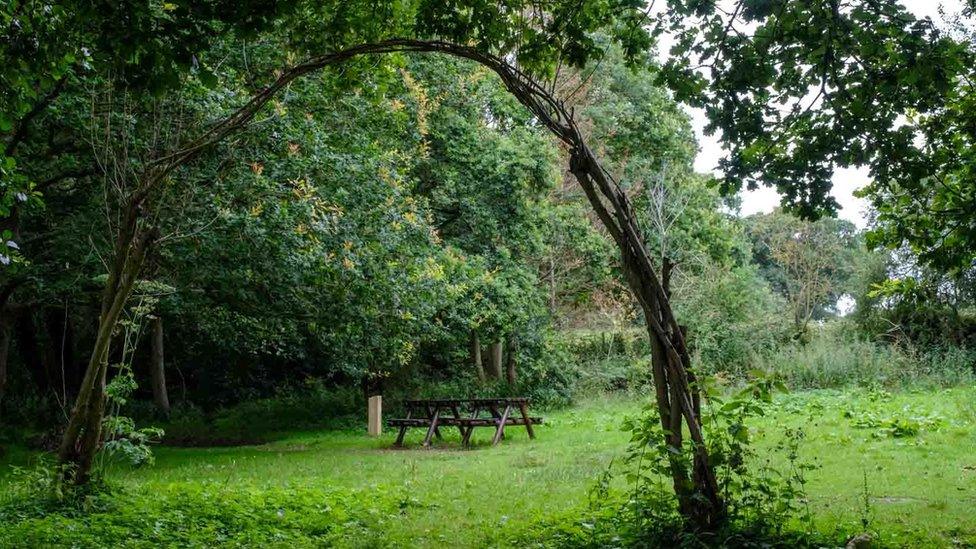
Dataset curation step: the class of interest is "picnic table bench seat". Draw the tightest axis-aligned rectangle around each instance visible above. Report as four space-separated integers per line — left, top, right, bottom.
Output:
388 397 542 448
388 416 543 427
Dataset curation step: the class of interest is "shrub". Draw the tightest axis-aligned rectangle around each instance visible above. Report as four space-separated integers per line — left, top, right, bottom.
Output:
674 264 791 375
152 381 364 446
508 376 834 548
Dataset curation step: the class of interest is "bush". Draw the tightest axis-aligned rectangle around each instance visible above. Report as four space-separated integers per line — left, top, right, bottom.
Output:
674 264 791 375
152 381 364 446
556 329 652 396
507 377 835 548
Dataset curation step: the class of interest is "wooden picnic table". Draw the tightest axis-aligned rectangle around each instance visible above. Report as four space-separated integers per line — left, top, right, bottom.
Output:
389 397 543 447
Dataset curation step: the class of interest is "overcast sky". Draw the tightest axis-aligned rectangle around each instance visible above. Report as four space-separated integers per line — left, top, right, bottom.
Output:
688 0 966 227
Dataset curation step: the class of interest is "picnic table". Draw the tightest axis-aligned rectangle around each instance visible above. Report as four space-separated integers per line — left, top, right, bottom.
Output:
388 397 543 447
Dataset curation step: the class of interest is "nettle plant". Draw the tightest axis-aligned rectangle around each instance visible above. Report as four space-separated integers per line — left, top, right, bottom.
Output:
91 281 168 477
622 371 815 537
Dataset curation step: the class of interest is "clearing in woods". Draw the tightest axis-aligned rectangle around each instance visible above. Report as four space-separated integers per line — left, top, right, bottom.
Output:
2 388 974 547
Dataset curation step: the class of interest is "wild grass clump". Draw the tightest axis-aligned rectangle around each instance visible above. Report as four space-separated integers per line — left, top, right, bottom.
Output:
752 322 976 390
563 320 975 398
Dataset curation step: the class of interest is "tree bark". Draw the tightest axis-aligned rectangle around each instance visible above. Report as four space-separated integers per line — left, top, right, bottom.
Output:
15 309 50 394
0 314 12 415
58 225 155 484
150 315 170 416
504 337 517 385
470 331 485 383
568 146 723 529
488 340 503 379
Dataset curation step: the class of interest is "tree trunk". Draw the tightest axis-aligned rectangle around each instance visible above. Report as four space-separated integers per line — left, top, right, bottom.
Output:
504 337 517 385
470 331 485 383
488 340 503 380
150 315 170 416
15 309 50 394
58 224 155 484
568 146 724 529
0 314 12 415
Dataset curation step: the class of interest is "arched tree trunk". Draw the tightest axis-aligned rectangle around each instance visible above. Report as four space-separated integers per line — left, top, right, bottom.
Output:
57 38 725 528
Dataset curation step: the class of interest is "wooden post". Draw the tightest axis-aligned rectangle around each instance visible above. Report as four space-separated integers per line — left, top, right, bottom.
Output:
518 401 535 439
422 407 441 447
491 404 511 446
368 395 382 436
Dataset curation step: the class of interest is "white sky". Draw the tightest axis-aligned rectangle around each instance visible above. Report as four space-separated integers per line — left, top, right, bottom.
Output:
688 0 966 228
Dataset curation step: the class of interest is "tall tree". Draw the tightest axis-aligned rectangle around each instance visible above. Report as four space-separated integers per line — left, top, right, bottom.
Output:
746 211 858 338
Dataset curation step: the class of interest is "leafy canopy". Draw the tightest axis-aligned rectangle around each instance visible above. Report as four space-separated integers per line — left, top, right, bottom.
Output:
658 0 967 221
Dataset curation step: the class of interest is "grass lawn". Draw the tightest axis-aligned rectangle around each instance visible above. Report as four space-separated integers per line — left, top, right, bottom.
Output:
2 387 974 547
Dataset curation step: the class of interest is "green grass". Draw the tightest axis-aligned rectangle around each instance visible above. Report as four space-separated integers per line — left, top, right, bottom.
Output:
2 387 975 547
755 387 976 547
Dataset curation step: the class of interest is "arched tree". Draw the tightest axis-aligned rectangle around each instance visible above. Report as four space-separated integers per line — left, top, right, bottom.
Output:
53 37 724 527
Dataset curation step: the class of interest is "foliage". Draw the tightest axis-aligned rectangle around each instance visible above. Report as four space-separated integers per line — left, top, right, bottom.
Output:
656 0 976 301
851 246 976 347
860 13 976 272
845 407 944 439
621 372 813 536
152 383 366 447
0 478 405 548
3 389 976 546
3 2 976 541
658 0 967 219
673 263 789 374
754 321 976 390
744 210 859 337
584 46 749 273
508 378 828 547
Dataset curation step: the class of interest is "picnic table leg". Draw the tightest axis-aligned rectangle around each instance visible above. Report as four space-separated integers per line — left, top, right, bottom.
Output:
394 408 412 447
450 405 465 439
518 402 535 439
491 405 511 446
422 408 441 447
462 406 478 446
426 405 444 440
489 405 506 440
